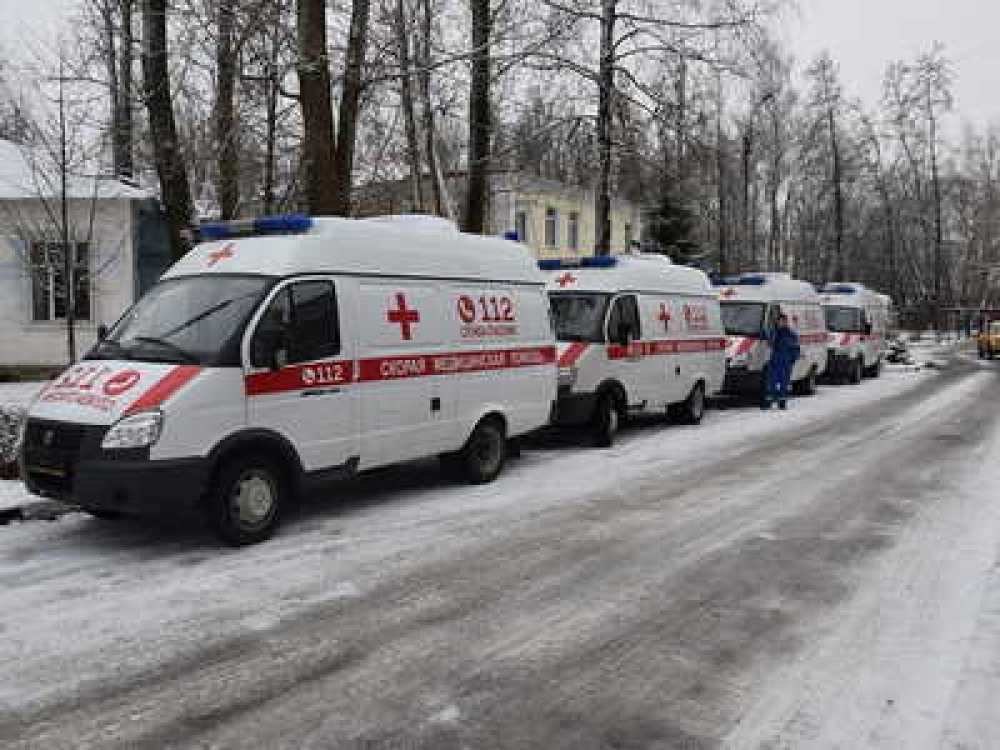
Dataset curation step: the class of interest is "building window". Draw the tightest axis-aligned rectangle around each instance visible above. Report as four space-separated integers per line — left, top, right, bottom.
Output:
567 211 579 251
30 242 90 322
544 206 559 247
515 210 529 244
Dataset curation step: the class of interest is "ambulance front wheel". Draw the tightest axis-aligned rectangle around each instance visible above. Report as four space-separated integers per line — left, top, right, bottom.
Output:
457 417 507 484
849 357 863 384
207 453 285 546
592 392 621 448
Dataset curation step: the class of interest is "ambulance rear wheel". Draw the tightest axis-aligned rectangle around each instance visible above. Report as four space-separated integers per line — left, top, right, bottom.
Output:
592 392 620 447
459 418 506 484
849 357 863 384
794 367 818 396
864 358 882 378
207 454 284 546
672 382 706 425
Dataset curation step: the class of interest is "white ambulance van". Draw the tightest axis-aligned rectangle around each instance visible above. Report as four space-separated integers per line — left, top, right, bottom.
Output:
819 282 892 382
541 254 726 446
716 273 828 398
19 215 556 544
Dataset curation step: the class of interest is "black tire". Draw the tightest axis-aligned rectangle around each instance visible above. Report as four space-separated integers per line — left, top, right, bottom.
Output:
849 357 863 384
87 509 124 521
458 418 506 484
864 358 882 378
672 382 707 425
794 366 818 396
591 392 620 448
206 453 284 546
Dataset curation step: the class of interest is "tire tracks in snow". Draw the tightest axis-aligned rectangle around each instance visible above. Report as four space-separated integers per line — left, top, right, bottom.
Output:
1 359 994 748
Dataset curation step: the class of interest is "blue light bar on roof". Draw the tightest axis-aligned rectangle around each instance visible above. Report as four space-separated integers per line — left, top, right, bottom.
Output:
713 274 765 286
537 256 618 271
197 214 313 242
823 284 858 294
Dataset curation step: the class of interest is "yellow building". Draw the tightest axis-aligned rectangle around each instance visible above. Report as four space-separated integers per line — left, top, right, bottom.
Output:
489 173 642 259
355 170 642 259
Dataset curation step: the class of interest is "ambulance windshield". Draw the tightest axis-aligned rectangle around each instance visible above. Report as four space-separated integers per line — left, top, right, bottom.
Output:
88 275 272 366
549 292 611 342
721 302 765 337
824 306 863 332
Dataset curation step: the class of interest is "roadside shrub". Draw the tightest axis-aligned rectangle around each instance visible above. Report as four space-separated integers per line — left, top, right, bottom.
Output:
0 405 24 479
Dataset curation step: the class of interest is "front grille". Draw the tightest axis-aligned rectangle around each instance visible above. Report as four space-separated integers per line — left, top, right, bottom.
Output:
22 419 88 497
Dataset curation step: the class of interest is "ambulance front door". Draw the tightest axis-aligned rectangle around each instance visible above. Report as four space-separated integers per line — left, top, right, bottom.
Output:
244 278 360 472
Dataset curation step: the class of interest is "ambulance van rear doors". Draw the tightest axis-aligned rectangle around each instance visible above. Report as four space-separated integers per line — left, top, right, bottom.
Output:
20 215 556 544
542 254 726 446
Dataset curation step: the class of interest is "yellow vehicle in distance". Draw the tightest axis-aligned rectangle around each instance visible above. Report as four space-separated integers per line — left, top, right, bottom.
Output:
977 319 1000 359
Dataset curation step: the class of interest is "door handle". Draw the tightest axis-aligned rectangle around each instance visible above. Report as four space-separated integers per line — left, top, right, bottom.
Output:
300 388 342 397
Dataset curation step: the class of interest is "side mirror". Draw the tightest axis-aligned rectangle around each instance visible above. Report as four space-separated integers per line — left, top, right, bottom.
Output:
97 323 108 341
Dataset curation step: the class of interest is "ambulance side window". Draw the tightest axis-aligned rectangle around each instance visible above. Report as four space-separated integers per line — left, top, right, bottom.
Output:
607 295 641 344
251 280 339 367
289 281 340 362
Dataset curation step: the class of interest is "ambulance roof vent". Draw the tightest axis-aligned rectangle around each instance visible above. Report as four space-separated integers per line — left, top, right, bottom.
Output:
822 283 862 294
361 214 459 233
198 214 313 241
538 256 618 271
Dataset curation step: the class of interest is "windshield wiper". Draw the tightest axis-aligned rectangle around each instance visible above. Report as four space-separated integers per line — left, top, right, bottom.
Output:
88 339 130 360
129 335 199 364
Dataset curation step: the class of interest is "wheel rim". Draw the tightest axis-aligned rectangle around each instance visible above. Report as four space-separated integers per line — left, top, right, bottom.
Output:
230 469 277 531
473 429 503 474
607 402 619 436
691 387 705 419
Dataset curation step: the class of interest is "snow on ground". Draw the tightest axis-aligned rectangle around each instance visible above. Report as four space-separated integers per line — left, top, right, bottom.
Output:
0 381 45 408
0 363 943 718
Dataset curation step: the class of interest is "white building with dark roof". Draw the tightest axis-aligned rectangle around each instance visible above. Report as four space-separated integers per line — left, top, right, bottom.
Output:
0 139 171 370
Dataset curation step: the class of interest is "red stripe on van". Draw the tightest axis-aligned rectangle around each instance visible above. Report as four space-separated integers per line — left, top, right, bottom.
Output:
607 337 728 360
125 366 202 414
558 342 589 368
245 346 556 395
245 360 355 396
358 345 556 382
733 337 757 357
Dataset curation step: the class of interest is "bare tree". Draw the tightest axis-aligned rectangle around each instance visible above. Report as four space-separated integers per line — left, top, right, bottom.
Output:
141 0 194 259
297 0 337 214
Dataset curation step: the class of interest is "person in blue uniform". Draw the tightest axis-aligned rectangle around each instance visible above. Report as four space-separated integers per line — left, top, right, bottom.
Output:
763 312 800 410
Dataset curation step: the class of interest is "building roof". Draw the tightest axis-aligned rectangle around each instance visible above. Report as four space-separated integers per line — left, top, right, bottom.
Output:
0 139 150 201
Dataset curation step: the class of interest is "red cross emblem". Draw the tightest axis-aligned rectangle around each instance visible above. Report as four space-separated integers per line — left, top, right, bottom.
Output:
720 288 737 298
556 272 577 288
207 242 235 267
387 292 420 340
658 303 672 330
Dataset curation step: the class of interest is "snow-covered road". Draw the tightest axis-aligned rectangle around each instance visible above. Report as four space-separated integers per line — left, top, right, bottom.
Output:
2 350 999 748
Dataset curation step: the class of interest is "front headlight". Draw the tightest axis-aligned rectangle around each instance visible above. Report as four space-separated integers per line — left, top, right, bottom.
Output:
101 410 163 450
558 366 578 388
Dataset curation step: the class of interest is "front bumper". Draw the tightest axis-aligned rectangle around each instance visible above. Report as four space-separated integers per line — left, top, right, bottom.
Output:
20 417 209 517
552 387 598 425
722 366 763 395
824 350 853 378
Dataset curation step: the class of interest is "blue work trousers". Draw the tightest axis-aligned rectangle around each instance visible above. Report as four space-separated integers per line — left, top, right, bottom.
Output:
765 360 793 404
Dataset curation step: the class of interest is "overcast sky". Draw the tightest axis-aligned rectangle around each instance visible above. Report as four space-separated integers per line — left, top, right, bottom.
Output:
1 0 997 133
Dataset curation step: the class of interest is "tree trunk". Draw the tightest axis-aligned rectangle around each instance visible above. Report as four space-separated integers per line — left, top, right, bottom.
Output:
395 0 422 211
829 104 844 281
462 0 491 234
262 11 280 214
331 0 371 216
117 0 134 179
101 4 120 178
928 77 943 331
594 0 615 254
716 86 728 274
215 0 239 219
297 0 337 214
142 0 193 260
419 0 442 215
